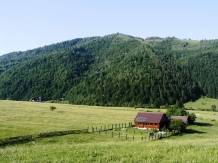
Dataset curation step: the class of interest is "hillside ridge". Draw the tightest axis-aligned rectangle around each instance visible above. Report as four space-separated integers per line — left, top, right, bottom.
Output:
1 33 218 107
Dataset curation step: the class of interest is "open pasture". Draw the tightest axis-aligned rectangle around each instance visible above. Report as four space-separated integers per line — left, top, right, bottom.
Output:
1 100 218 162
184 97 218 110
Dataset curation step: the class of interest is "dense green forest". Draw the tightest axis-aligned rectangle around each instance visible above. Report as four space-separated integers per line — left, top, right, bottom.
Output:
1 33 218 107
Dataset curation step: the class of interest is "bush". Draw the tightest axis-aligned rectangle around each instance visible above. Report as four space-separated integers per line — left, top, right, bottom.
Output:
169 119 186 132
50 106 56 111
188 113 197 124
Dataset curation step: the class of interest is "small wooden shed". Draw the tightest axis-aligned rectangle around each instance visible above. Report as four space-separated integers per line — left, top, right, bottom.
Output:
168 116 189 124
134 112 168 130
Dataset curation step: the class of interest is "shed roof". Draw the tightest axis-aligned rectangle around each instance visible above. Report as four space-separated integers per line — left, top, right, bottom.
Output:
168 116 188 124
134 112 165 123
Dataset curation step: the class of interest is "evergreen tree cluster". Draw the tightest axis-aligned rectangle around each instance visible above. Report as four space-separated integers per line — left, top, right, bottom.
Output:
0 33 218 107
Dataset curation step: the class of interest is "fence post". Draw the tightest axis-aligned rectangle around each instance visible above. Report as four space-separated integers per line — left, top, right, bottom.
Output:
99 129 100 135
125 123 126 128
96 127 97 132
101 126 102 131
112 124 113 129
119 132 120 138
112 131 113 138
126 134 127 140
122 123 123 128
133 135 134 141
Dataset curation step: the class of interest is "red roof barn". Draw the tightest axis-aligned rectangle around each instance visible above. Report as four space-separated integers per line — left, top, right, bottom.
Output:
134 112 168 130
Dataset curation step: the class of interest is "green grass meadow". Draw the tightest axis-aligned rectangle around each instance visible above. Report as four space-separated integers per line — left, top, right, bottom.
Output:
184 97 218 110
1 100 218 162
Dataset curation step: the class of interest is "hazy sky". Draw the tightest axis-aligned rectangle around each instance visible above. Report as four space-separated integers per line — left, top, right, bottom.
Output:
1 0 218 55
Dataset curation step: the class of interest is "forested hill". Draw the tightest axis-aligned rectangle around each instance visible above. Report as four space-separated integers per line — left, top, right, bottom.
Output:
1 33 218 107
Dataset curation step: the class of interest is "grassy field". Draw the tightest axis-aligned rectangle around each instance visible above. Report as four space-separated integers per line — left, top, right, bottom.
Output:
1 100 218 162
184 97 218 110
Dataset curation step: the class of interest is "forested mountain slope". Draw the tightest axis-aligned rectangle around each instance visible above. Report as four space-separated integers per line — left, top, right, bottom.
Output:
0 37 99 75
1 33 218 107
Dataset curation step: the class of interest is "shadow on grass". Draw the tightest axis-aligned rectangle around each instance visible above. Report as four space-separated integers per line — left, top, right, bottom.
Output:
194 122 213 127
183 129 206 134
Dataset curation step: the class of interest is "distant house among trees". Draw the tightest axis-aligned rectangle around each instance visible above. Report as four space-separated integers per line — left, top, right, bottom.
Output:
134 112 168 130
29 97 42 102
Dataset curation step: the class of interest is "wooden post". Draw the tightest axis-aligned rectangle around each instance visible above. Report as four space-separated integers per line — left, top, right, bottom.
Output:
96 127 97 132
99 129 100 134
122 123 123 128
119 132 120 138
101 126 102 131
115 124 117 129
126 134 127 140
133 135 134 141
141 137 143 141
112 131 113 138
105 131 107 136
112 124 113 129
119 123 120 128
92 127 94 133
108 125 109 130
125 123 126 128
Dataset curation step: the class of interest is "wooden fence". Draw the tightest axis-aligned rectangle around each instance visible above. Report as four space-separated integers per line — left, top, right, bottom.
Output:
90 124 178 141
38 129 88 138
0 135 33 145
0 129 88 146
88 122 133 133
0 122 179 145
94 130 174 141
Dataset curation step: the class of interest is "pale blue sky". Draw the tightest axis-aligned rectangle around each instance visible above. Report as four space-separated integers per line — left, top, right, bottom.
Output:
1 0 218 55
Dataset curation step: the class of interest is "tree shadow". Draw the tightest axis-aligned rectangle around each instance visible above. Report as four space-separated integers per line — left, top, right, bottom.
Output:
183 129 206 134
194 122 213 127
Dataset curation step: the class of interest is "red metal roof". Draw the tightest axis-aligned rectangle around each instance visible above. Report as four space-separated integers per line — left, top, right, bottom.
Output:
134 112 165 123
